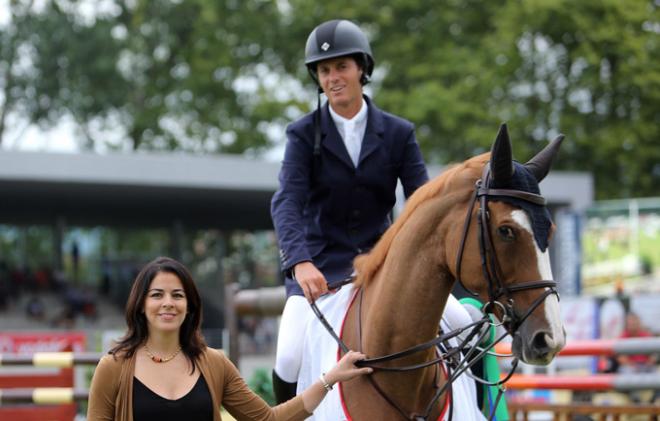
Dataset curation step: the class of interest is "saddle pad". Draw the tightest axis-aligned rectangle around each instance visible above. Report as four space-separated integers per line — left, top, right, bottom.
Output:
297 285 355 420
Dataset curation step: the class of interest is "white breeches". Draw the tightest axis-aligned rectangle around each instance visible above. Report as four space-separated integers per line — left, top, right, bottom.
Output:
274 295 313 382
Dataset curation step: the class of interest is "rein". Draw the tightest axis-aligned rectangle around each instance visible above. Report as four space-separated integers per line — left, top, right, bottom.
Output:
310 278 490 371
310 286 489 420
311 286 512 420
311 282 486 371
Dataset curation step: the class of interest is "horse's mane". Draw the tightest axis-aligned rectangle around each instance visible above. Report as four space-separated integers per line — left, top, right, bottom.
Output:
354 152 489 287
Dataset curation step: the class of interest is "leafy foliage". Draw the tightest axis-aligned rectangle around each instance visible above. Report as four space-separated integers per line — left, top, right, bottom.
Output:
0 0 657 198
247 367 275 406
279 0 659 198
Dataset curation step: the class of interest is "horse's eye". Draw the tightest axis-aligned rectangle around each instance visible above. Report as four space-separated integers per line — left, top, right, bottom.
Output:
497 226 515 241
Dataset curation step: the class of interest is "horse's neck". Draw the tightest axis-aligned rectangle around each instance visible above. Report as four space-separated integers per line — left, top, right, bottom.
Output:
357 218 453 415
362 259 451 357
361 207 453 358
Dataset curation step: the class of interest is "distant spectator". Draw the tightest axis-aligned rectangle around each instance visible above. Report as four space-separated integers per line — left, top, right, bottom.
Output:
0 279 8 311
81 286 98 320
99 273 111 297
51 305 76 329
0 260 9 311
52 269 67 291
25 295 46 320
617 312 658 373
34 266 52 290
11 266 27 293
71 241 80 282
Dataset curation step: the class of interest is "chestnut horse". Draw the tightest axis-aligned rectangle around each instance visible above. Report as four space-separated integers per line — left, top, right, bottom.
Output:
337 124 566 420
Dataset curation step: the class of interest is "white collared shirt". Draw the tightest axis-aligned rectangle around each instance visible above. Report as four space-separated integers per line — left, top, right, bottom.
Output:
328 99 368 168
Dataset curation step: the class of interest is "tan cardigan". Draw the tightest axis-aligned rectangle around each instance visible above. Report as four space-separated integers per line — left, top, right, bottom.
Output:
87 347 310 421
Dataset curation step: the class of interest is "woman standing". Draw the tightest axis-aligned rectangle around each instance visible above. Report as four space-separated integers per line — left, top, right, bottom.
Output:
87 256 371 421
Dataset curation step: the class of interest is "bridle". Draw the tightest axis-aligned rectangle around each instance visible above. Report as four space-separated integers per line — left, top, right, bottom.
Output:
454 164 559 332
309 164 559 420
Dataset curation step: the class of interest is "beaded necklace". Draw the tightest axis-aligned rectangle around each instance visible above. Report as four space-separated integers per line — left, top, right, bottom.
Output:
144 344 181 363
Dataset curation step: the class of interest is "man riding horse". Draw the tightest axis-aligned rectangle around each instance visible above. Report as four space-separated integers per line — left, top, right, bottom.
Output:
271 18 565 420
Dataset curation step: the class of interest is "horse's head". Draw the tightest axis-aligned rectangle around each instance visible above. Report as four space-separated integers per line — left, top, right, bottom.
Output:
448 124 566 365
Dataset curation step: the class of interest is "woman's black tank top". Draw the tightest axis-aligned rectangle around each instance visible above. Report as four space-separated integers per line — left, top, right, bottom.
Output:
133 375 213 421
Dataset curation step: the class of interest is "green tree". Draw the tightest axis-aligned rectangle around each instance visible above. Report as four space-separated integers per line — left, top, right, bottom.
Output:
4 0 302 152
0 0 35 145
111 0 286 151
3 0 658 198
102 0 308 152
488 0 659 198
21 0 125 147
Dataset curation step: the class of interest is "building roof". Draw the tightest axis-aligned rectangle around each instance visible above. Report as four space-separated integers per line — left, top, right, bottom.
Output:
0 150 593 230
0 150 280 229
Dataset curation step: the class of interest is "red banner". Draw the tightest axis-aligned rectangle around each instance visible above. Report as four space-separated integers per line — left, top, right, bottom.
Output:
0 406 77 421
0 331 86 354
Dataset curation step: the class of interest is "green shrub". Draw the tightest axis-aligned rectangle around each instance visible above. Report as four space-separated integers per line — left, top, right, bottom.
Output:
248 368 275 405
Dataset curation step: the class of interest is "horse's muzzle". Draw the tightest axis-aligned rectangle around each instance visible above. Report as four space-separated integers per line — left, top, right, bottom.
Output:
512 327 565 365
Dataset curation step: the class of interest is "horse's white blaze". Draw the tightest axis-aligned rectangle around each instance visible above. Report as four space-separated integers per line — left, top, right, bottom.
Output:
511 210 564 345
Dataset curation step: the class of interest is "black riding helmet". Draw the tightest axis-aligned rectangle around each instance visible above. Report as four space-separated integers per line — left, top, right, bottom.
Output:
304 19 374 86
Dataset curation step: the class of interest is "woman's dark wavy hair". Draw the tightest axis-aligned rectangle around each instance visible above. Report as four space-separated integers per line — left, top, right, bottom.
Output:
109 257 206 373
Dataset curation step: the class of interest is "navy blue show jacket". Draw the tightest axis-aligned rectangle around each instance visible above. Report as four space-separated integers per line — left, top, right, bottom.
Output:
271 95 429 297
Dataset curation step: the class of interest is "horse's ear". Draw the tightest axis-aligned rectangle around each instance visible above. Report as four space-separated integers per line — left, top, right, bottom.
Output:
524 134 565 182
490 123 514 187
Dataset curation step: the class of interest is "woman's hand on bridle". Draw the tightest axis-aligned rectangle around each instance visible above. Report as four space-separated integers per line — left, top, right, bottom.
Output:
294 261 329 302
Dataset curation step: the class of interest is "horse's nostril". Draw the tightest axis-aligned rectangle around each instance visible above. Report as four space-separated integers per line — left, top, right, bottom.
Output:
531 331 550 351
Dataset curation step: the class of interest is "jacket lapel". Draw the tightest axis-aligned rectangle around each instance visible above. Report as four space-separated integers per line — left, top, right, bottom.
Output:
358 96 384 166
320 103 355 169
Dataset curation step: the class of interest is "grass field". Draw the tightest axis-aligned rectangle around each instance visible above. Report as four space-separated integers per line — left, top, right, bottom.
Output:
582 213 659 289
